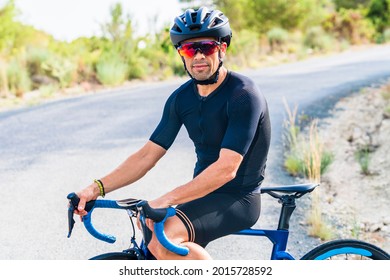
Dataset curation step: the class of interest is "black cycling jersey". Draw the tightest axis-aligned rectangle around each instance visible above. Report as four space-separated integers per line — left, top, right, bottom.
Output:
150 71 271 193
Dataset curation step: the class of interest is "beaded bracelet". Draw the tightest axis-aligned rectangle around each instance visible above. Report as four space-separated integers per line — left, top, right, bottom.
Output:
94 179 105 197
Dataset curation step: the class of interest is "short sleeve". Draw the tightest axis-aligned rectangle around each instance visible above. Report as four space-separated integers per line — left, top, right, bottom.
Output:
149 93 182 150
221 88 263 155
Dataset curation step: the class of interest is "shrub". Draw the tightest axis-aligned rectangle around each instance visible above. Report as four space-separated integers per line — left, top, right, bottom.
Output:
6 59 31 97
367 0 390 33
384 28 390 42
303 26 335 52
322 8 376 44
41 56 77 88
127 56 148 80
96 53 128 86
227 29 261 68
267 27 289 52
25 47 51 76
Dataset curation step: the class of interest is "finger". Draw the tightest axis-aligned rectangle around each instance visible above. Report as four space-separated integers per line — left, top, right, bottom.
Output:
73 209 87 217
146 218 154 231
136 219 141 230
136 214 141 229
78 196 87 212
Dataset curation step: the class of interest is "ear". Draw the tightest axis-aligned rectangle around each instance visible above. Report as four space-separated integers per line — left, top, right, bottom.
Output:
219 42 227 59
220 42 228 52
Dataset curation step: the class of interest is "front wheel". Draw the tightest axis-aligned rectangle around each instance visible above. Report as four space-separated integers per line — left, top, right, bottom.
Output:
301 239 390 260
89 250 141 260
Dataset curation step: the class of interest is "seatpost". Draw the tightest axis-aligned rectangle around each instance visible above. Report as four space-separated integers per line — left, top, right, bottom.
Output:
277 195 296 230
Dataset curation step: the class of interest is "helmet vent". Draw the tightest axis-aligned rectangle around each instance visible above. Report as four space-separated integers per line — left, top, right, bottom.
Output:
170 7 232 47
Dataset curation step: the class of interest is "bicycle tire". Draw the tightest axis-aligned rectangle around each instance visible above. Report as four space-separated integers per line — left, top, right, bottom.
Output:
301 239 390 260
89 251 140 260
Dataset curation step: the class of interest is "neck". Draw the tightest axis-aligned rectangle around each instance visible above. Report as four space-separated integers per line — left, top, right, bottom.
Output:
197 67 227 97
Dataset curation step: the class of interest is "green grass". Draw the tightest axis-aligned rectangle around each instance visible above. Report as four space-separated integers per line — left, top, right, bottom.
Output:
355 146 372 175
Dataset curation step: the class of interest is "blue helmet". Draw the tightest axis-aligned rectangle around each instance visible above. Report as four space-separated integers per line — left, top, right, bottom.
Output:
170 6 232 48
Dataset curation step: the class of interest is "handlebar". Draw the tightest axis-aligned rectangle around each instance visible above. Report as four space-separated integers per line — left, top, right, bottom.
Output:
67 192 189 256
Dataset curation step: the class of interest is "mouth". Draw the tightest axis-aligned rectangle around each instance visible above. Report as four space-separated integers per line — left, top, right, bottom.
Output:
192 63 209 71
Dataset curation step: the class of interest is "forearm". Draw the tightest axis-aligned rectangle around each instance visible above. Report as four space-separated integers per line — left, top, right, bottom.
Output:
90 141 166 196
168 163 235 204
75 141 165 215
99 153 153 193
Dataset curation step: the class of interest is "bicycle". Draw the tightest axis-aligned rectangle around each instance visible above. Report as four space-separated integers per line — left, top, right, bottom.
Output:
67 183 390 260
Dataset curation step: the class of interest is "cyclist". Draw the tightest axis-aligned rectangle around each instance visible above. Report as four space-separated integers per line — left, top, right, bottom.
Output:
73 6 271 260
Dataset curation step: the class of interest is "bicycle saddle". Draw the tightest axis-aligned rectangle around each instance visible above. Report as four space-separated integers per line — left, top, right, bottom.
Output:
261 183 318 195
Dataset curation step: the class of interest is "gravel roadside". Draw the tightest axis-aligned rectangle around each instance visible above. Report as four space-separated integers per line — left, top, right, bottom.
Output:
307 80 390 255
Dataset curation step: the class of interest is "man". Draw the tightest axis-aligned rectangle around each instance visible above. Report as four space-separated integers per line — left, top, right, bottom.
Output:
74 6 271 260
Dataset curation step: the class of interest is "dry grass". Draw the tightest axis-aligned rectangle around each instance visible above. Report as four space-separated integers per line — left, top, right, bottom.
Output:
305 120 334 240
282 101 334 240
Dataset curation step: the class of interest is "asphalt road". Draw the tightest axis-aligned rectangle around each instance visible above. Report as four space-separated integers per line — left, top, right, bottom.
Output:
1 45 390 260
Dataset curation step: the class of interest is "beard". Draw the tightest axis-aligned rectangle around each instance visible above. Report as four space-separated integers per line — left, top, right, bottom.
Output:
189 61 212 81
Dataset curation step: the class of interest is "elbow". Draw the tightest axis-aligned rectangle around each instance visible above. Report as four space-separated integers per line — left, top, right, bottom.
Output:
222 166 238 183
216 149 243 184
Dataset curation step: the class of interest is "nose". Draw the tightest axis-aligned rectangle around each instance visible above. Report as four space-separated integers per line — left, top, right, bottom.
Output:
193 49 205 59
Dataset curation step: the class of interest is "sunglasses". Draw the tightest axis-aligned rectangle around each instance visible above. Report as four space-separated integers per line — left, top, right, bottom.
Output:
178 41 221 58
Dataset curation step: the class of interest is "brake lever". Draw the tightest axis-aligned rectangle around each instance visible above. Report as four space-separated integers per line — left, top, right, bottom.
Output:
67 193 78 238
66 192 95 238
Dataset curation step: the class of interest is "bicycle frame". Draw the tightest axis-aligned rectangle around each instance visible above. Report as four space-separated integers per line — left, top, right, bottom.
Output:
234 229 294 260
231 184 307 260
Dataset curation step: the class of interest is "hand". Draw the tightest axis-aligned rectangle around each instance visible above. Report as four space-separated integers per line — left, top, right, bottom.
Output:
147 197 170 209
73 183 100 217
136 198 168 231
136 212 154 231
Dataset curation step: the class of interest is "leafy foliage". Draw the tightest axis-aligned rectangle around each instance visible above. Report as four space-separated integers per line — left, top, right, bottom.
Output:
1 0 389 98
367 0 390 34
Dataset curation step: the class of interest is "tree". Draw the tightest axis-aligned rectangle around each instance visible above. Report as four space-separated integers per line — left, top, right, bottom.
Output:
367 0 390 33
333 0 371 10
0 0 39 97
214 0 330 34
0 0 17 96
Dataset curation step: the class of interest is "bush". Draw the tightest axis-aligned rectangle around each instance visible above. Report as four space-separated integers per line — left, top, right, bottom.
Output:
384 28 390 42
25 47 51 77
96 53 128 86
367 0 390 33
127 56 149 80
41 56 77 88
7 59 32 97
267 27 289 52
303 26 335 52
322 8 376 44
227 29 261 68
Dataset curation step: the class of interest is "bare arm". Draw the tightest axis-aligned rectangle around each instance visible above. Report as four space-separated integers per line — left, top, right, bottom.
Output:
76 141 166 214
100 141 166 193
148 148 243 208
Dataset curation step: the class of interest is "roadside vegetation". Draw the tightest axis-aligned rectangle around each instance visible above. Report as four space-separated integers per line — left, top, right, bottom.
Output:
282 80 390 240
282 99 335 240
1 0 390 109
